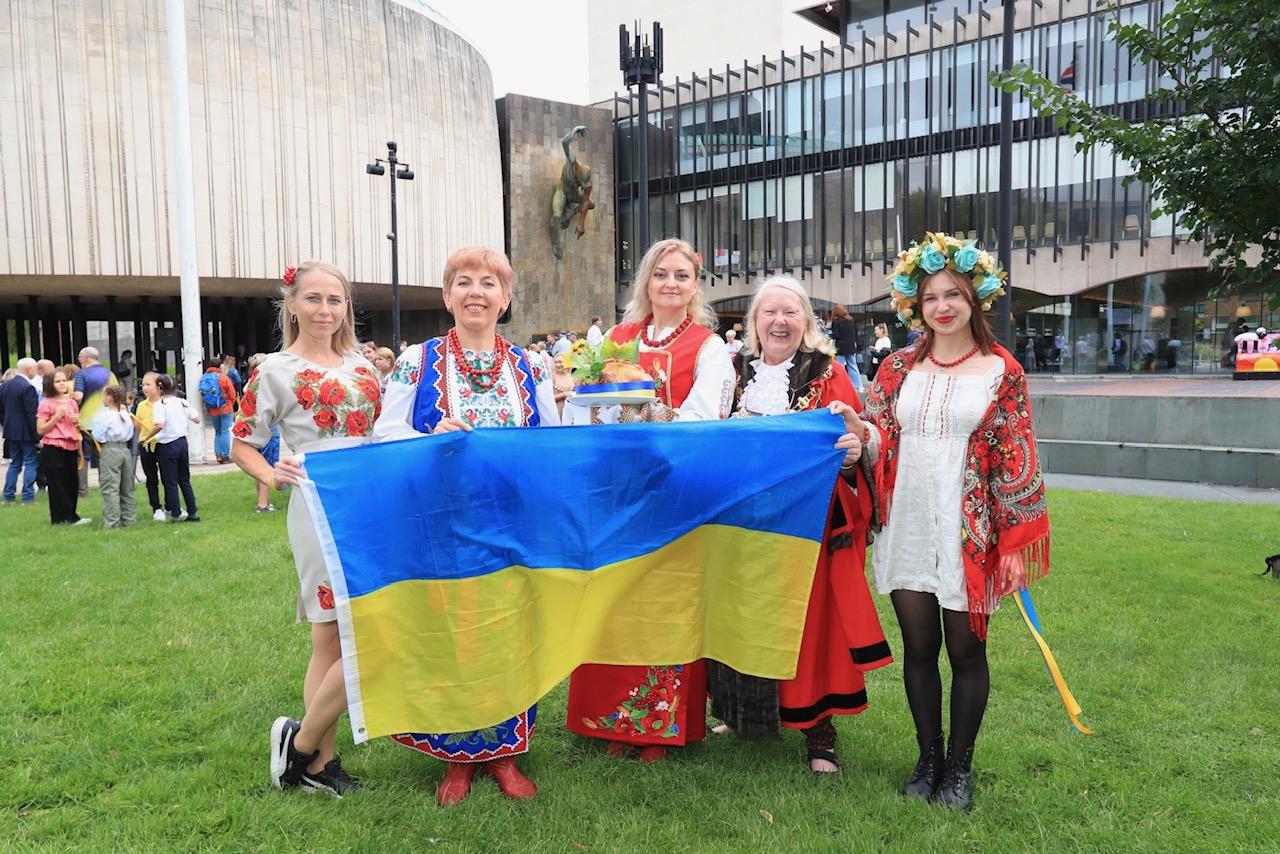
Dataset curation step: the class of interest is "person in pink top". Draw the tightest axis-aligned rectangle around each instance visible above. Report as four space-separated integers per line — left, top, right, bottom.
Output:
36 369 90 525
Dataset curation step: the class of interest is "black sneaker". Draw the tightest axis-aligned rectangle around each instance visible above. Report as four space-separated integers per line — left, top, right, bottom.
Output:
269 716 313 790
301 757 360 798
184 514 201 523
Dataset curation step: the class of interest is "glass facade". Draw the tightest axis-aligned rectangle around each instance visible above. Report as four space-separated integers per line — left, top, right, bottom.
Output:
610 0 1259 372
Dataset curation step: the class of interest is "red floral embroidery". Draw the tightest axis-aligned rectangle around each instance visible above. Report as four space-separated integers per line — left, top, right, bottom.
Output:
239 389 257 418
295 384 317 410
232 420 253 439
316 584 335 610
318 379 347 407
297 369 324 384
313 409 339 429
357 378 381 403
345 410 369 436
585 665 684 738
354 366 375 378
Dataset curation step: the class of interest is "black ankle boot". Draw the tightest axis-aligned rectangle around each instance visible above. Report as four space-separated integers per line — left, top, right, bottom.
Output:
933 742 974 811
900 733 945 799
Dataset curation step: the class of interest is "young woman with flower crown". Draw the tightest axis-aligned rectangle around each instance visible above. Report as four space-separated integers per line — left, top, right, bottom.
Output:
563 238 736 763
840 233 1051 811
230 260 382 798
371 246 559 806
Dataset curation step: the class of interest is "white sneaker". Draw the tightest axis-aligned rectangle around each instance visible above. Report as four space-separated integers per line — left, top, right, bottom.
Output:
73 517 93 526
153 508 167 522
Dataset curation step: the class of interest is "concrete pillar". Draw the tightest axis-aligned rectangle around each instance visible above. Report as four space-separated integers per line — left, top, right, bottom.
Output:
70 296 88 353
42 317 59 365
106 295 120 367
1 310 10 370
27 295 40 358
14 302 28 359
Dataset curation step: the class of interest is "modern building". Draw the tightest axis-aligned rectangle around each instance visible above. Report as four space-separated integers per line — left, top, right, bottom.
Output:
608 0 1276 373
0 0 501 372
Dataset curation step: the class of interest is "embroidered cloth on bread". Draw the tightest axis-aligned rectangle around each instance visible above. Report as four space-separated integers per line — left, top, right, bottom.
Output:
303 400 844 742
862 341 1051 639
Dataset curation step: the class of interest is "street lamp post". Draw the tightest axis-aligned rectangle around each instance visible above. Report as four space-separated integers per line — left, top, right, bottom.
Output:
620 21 663 252
367 141 414 348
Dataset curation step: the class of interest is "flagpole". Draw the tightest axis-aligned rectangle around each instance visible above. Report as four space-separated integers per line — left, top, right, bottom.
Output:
164 0 206 464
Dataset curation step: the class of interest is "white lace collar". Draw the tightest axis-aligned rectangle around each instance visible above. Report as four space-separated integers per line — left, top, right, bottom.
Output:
739 357 794 416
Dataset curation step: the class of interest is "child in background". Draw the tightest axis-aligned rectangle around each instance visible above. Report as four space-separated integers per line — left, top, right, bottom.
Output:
91 385 136 528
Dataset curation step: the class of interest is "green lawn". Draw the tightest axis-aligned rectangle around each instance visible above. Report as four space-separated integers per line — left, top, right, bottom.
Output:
1 473 1277 852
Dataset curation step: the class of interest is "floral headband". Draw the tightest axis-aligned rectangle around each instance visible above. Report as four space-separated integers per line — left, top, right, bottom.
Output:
886 232 1007 329
282 265 298 287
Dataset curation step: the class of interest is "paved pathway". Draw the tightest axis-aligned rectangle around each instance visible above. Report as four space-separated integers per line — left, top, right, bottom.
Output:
1045 472 1280 504
1029 374 1280 398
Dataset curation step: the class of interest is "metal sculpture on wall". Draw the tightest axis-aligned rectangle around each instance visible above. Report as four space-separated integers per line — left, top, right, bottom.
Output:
551 125 595 260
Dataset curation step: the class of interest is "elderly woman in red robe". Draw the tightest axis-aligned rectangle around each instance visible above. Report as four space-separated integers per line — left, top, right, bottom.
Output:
707 275 892 773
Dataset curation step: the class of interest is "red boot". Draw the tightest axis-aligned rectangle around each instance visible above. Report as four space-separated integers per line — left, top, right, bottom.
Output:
485 757 537 800
638 745 667 764
436 762 476 806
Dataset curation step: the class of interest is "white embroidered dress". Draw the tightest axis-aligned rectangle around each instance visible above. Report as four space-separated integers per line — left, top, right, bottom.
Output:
872 364 1003 611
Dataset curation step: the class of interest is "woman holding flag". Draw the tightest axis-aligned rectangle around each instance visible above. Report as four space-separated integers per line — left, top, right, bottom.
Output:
371 246 559 806
564 238 735 762
843 233 1051 811
707 275 892 774
230 260 381 798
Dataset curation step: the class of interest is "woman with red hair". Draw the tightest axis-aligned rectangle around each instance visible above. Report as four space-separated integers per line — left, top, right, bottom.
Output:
372 246 559 805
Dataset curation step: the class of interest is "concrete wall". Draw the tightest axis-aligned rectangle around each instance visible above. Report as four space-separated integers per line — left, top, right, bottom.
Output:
497 94 615 345
0 0 503 294
1032 393 1280 488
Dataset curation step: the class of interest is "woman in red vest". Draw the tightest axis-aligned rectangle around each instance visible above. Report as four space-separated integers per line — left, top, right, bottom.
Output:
564 238 735 762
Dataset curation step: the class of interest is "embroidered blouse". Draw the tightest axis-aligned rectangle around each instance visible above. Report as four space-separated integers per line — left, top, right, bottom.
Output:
373 337 559 442
232 351 381 455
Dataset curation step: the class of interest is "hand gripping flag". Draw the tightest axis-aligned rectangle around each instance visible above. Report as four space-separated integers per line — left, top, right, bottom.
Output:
299 410 846 741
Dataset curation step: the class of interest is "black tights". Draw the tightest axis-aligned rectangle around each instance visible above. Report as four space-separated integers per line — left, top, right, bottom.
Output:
890 590 989 755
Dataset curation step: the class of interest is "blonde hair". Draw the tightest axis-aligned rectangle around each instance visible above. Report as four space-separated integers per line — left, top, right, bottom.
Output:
278 260 358 356
874 322 889 338
373 346 397 373
742 275 835 359
621 239 717 329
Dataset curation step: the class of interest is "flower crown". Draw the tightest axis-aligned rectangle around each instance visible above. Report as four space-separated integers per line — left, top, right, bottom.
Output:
281 265 298 287
886 232 1007 329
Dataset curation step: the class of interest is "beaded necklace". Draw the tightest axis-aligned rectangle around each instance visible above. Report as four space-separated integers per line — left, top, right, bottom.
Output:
926 342 981 370
447 327 509 392
640 314 693 348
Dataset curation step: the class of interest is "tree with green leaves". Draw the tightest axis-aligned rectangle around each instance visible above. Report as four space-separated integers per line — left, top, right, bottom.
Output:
991 0 1279 306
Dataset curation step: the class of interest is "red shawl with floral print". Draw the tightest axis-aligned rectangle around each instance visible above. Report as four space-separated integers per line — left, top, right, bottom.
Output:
863 341 1050 639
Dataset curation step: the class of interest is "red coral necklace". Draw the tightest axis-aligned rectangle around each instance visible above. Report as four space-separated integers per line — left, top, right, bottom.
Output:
447 327 509 391
926 342 981 369
640 314 693 348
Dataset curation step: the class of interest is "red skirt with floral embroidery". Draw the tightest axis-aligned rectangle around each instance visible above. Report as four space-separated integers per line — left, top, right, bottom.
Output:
567 661 707 746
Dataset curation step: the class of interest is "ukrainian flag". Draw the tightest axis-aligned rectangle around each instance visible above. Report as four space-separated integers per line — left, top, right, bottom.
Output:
300 410 845 741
